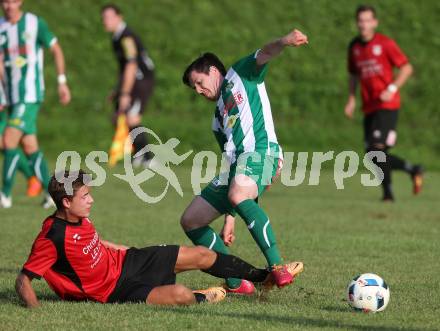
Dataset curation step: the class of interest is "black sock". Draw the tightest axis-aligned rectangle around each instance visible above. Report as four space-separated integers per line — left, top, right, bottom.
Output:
130 125 153 160
381 155 393 199
388 154 413 174
193 292 206 303
202 253 269 283
368 149 393 199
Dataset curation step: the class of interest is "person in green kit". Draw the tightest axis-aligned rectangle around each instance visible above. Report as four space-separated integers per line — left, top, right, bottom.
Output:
181 28 308 294
0 71 43 199
0 0 71 208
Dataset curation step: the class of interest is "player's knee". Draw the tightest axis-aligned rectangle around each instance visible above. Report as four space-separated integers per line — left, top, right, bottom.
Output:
194 246 215 268
228 191 244 207
172 284 194 305
180 212 193 231
180 209 205 231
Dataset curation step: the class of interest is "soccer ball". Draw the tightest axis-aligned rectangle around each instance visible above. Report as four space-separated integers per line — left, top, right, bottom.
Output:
347 273 390 313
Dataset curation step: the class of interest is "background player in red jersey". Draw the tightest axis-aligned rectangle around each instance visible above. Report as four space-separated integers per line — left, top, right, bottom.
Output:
15 170 279 308
344 4 423 201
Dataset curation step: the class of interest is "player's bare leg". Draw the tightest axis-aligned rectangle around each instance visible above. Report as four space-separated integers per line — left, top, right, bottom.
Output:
146 246 270 305
146 284 197 305
174 246 269 284
146 283 226 305
180 196 220 231
174 246 217 272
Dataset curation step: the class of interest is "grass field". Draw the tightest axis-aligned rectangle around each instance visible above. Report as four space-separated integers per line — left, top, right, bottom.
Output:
1 1 439 329
21 0 440 169
0 166 438 331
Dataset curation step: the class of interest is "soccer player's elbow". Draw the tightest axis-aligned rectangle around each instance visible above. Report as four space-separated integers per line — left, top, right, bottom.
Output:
403 63 413 76
407 63 414 76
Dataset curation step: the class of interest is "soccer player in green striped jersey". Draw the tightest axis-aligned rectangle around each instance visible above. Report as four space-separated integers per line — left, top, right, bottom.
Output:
181 29 308 293
0 0 71 209
0 46 43 200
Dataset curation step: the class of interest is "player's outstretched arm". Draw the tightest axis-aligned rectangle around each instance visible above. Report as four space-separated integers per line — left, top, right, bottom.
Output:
15 273 39 308
256 29 308 66
50 42 71 105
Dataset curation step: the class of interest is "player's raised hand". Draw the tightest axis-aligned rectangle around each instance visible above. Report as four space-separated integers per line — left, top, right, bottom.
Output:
282 29 308 47
58 84 71 105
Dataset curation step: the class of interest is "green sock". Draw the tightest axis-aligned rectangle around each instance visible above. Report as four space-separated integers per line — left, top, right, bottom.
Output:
28 150 50 191
2 148 21 197
236 199 282 267
185 226 242 289
17 149 33 179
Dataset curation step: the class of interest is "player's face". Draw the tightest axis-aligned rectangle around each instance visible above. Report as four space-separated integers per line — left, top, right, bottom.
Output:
189 67 222 101
357 10 378 40
1 0 22 17
66 185 94 219
101 9 122 33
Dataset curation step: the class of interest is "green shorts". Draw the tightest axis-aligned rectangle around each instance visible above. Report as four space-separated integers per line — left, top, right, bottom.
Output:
200 151 281 216
7 103 40 135
0 110 6 135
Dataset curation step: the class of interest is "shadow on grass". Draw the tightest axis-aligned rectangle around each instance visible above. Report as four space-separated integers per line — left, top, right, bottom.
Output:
151 306 428 331
0 288 59 305
321 304 352 313
0 268 20 275
0 288 430 331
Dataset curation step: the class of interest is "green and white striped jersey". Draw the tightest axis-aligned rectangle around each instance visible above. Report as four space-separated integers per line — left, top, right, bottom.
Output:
0 12 57 105
213 50 282 164
0 81 6 106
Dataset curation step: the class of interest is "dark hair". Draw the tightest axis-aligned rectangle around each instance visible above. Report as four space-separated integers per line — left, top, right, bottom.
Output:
356 5 377 19
182 52 226 87
101 3 122 15
49 170 91 210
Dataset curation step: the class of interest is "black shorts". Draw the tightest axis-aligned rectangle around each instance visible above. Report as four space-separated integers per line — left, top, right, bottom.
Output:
107 245 179 303
115 76 155 116
363 110 399 149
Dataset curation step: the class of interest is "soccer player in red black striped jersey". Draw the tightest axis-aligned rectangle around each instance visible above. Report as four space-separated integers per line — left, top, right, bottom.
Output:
344 5 423 201
15 170 274 308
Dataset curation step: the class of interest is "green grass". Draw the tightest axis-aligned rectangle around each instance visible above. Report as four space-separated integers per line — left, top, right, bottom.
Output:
1 0 439 329
0 167 438 330
19 0 440 168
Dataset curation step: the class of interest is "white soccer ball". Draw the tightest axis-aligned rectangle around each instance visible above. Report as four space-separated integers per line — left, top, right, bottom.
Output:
347 273 390 313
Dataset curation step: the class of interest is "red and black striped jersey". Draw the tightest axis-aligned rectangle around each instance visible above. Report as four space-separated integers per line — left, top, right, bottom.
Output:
348 33 408 114
22 216 127 303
